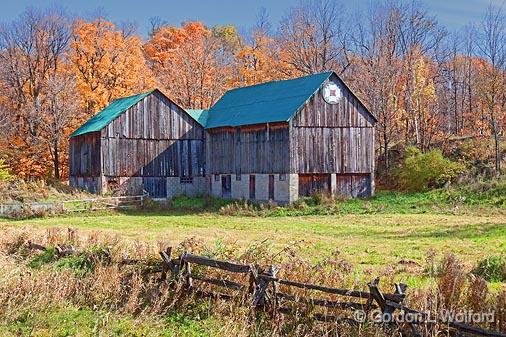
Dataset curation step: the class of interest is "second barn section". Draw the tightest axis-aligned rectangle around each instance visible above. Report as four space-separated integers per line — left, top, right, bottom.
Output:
69 89 206 197
69 71 377 202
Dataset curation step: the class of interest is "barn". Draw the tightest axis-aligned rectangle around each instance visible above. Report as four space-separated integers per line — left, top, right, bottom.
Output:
69 89 206 198
69 71 376 202
206 71 376 202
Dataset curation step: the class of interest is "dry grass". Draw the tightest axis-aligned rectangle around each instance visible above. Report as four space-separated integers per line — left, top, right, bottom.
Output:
0 227 504 336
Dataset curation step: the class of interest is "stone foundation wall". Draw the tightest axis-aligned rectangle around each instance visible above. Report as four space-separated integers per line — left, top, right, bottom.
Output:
209 173 297 203
167 177 208 198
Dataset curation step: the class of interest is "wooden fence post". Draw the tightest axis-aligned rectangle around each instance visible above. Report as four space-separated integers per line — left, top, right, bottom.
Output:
159 247 173 281
253 265 279 309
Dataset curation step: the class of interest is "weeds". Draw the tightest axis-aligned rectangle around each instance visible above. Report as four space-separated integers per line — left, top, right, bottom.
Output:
0 227 504 336
473 256 506 282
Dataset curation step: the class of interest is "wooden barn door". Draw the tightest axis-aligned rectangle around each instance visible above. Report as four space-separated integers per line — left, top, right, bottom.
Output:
249 175 256 199
268 175 275 200
298 174 331 197
221 175 231 198
143 177 167 198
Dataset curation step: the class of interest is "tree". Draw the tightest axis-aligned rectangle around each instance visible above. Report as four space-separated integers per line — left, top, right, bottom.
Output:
475 4 505 173
144 22 237 109
40 67 80 179
351 2 404 171
235 10 285 86
278 0 349 75
0 7 71 178
70 18 154 115
408 53 438 151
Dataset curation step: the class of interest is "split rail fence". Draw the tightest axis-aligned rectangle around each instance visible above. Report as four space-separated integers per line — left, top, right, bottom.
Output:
27 241 506 337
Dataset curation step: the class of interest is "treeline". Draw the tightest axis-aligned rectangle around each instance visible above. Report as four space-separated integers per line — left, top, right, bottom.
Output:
0 0 504 181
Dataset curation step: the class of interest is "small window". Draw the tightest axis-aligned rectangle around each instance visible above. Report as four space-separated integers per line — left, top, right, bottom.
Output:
236 174 241 181
180 177 193 184
279 174 286 181
214 174 220 181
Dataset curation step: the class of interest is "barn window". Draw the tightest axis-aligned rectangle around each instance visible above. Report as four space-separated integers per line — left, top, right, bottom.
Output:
214 174 220 181
279 174 286 181
180 177 193 184
236 174 241 181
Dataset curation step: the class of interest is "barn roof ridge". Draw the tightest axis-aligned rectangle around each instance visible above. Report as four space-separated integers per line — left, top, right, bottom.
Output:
205 71 336 129
226 71 334 92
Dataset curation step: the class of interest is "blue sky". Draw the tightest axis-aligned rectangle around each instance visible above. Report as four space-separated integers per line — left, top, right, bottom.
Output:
0 0 502 37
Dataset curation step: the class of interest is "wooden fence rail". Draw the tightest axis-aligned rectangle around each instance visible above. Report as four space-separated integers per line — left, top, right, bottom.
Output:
0 192 148 217
26 242 506 337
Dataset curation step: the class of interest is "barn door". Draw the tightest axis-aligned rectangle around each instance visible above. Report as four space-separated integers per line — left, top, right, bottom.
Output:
221 175 231 198
298 174 331 197
143 177 167 198
268 175 275 200
249 175 256 199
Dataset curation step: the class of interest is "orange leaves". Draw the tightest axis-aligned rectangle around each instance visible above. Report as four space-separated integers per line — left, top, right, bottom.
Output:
70 19 155 115
235 31 286 86
144 22 233 109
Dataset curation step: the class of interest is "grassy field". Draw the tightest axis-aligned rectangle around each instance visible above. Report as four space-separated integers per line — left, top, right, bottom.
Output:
2 190 505 283
1 188 505 336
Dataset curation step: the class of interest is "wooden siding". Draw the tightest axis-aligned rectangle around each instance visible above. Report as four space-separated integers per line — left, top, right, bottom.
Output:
69 132 101 177
207 126 289 174
102 91 203 140
335 174 372 198
291 75 375 128
289 74 375 175
101 138 204 177
100 90 205 178
289 127 374 173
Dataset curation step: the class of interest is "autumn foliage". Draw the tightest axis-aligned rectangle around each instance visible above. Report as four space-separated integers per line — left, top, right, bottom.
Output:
71 19 155 115
0 2 504 181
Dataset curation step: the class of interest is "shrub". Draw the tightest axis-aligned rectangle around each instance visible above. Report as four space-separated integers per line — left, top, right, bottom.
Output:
0 159 13 182
28 246 58 268
396 146 465 191
55 254 95 276
473 256 506 282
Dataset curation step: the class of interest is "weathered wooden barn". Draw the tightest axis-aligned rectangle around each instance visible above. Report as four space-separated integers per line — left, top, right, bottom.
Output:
206 71 376 202
70 71 376 201
69 89 206 198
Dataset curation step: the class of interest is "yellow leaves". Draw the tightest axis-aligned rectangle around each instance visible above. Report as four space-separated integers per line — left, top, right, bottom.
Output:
235 31 288 86
412 56 436 106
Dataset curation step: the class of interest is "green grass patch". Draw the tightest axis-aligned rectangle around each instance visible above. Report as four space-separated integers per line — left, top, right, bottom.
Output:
0 304 224 337
473 255 506 282
27 246 57 268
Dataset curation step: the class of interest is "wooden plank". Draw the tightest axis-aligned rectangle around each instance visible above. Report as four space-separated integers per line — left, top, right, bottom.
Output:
190 274 246 291
272 277 371 299
277 292 370 310
181 254 251 273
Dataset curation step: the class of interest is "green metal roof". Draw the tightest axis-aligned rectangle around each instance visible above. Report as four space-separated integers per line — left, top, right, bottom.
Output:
205 71 333 128
185 109 209 127
71 90 154 137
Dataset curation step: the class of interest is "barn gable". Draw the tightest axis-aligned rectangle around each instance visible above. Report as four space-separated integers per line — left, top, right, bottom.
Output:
205 71 375 129
71 89 204 137
71 91 154 137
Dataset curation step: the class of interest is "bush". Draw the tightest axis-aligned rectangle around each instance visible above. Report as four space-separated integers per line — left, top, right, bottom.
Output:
473 256 506 282
0 159 13 182
396 146 465 192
